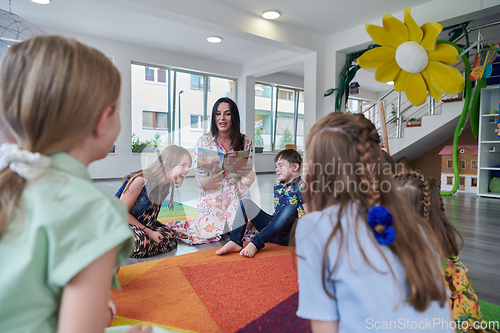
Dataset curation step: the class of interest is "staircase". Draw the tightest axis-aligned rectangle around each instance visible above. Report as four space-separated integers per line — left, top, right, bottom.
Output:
389 100 465 162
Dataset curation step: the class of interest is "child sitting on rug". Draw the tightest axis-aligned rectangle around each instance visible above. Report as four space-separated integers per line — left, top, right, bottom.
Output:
0 36 153 333
216 148 305 258
394 171 498 333
115 145 191 258
295 112 454 332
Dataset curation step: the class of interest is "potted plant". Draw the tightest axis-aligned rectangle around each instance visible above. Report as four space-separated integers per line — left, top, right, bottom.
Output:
405 117 422 127
255 128 264 153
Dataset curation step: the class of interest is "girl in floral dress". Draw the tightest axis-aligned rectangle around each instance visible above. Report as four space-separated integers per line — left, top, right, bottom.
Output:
394 171 498 333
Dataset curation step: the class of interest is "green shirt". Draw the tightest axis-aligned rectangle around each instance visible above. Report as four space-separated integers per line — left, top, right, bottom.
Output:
0 153 134 333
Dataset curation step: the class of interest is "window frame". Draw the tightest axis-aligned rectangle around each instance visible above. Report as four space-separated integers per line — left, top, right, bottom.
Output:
142 110 169 130
255 82 304 152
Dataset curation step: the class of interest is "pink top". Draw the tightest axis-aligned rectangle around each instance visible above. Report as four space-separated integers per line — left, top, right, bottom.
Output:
439 145 478 155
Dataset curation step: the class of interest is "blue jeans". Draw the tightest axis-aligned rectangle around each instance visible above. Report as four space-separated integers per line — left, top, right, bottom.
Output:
229 198 298 250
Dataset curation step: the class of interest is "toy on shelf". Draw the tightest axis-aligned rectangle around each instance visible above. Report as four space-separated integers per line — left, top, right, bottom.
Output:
439 145 478 193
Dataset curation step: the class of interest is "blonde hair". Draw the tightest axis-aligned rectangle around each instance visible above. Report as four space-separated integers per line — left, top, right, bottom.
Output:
123 145 192 209
304 112 446 312
0 35 121 239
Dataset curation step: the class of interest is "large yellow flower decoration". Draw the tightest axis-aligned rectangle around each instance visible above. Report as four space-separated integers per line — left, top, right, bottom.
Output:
357 7 465 106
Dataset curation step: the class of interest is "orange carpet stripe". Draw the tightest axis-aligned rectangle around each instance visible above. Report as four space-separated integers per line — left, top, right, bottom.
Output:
113 266 220 333
112 244 297 333
180 255 298 333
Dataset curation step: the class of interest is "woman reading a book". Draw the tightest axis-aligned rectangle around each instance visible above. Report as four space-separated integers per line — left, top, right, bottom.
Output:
171 97 255 244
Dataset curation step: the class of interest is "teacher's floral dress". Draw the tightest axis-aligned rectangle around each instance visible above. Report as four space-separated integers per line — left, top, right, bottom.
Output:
172 134 254 245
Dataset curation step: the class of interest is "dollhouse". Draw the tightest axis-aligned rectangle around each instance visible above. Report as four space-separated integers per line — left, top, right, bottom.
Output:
439 145 478 193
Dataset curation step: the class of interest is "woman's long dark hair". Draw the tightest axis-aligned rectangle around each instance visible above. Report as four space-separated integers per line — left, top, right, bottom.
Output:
210 97 244 151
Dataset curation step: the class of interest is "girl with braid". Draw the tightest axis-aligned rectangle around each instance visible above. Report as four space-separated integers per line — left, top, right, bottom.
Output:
394 171 498 333
295 112 454 333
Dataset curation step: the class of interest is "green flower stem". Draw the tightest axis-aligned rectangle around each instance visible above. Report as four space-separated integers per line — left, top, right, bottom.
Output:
437 40 472 196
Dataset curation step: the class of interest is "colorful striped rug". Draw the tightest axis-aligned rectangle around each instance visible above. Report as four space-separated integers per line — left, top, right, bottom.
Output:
110 244 310 333
157 202 198 223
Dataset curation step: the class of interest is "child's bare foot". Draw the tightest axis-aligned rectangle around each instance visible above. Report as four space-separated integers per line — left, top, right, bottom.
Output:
240 242 258 258
215 241 242 255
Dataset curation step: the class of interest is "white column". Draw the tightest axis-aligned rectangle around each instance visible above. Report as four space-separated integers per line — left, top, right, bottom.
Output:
237 75 256 145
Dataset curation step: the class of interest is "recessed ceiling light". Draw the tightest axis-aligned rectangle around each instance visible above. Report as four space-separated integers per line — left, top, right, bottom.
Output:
387 81 394 85
207 36 222 43
31 0 50 4
263 10 280 20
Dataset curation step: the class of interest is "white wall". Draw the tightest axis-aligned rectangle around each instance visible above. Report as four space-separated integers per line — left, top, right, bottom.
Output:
42 27 241 179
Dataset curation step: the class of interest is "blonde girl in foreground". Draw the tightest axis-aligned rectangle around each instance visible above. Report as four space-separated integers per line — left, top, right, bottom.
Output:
0 36 166 333
295 112 454 332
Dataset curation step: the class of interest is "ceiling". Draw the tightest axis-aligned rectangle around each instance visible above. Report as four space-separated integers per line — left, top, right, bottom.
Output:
210 0 433 36
7 0 433 65
4 0 497 94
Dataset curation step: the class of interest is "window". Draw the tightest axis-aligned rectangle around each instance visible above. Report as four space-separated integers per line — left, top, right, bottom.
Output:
446 176 453 185
145 67 154 81
255 84 304 152
472 160 478 169
190 74 210 90
447 160 453 168
143 111 168 130
459 160 465 168
471 177 477 187
190 114 203 130
158 69 166 83
459 177 465 186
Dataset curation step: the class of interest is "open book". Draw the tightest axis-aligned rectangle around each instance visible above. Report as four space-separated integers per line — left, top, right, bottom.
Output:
196 147 250 177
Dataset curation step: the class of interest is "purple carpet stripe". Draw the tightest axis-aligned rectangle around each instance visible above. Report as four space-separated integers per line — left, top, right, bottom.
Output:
236 291 311 333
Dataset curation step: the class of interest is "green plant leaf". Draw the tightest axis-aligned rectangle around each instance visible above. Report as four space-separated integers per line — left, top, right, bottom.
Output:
324 88 338 97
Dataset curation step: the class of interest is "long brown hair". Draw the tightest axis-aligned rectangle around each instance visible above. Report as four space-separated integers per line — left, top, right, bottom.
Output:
304 111 446 312
393 171 464 258
123 145 191 210
210 97 244 151
0 36 121 240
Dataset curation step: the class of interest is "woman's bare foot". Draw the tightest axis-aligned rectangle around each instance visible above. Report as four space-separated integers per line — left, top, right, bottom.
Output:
240 242 258 258
215 241 242 255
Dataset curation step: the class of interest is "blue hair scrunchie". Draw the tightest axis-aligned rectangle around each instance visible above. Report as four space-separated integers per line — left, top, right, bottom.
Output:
367 205 395 245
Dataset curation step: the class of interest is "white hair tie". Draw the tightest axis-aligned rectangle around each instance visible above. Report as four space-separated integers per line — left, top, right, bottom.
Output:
0 143 51 181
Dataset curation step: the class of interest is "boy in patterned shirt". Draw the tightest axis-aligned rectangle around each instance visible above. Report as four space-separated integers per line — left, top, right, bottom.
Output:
216 149 305 257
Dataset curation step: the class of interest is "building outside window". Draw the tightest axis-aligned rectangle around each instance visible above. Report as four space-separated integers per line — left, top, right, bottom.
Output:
190 74 210 91
190 114 203 130
143 111 168 130
158 69 166 83
145 67 154 81
254 83 304 152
